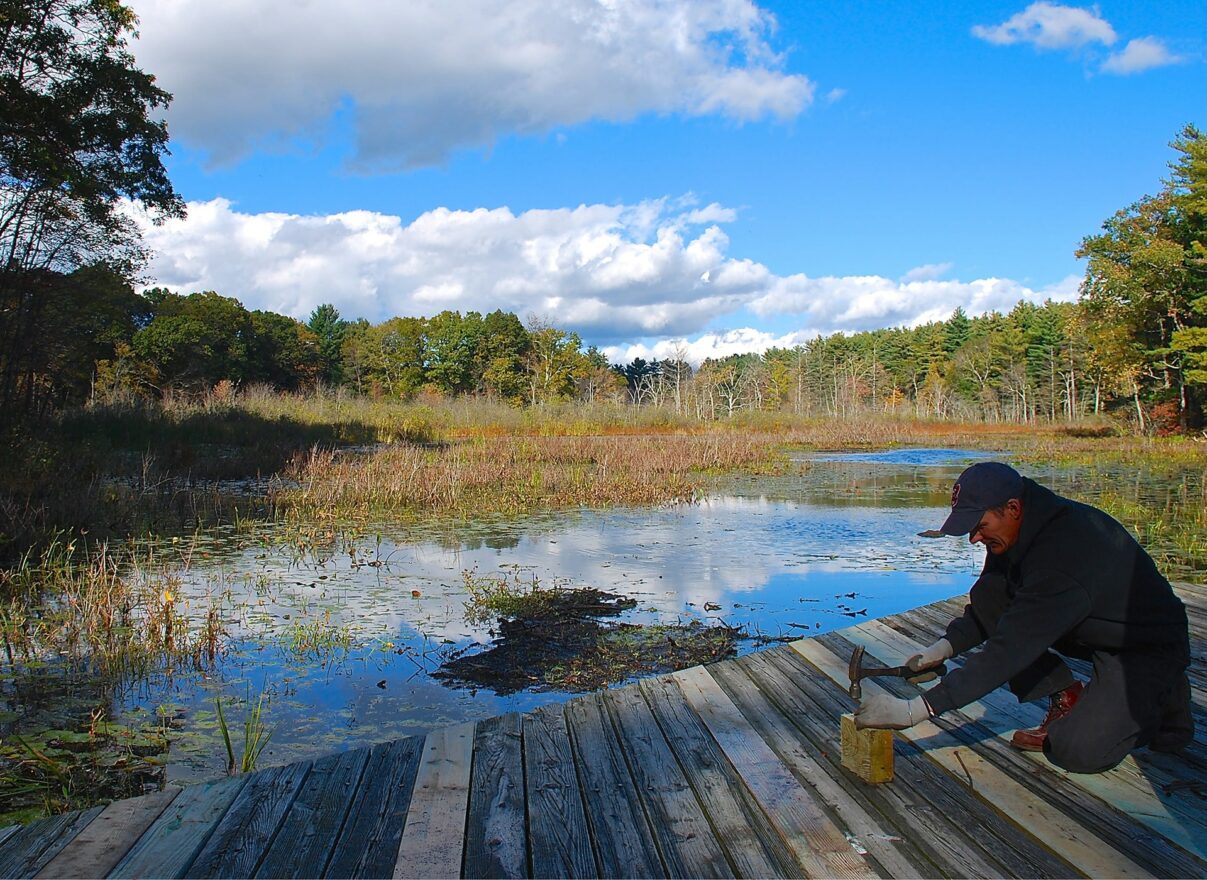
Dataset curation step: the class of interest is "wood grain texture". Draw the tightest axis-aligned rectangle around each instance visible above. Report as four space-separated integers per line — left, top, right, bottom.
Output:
0 806 103 879
255 748 369 879
792 637 1156 879
109 776 245 879
704 655 938 880
841 713 894 784
184 762 310 879
820 626 1207 877
564 694 664 878
522 704 596 880
464 714 526 880
673 665 878 880
604 685 734 879
637 674 798 879
393 722 476 880
849 615 1207 859
731 648 1075 880
36 788 181 880
324 736 424 879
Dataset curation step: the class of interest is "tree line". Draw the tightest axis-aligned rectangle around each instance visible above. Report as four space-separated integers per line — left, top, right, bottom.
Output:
0 1 1202 429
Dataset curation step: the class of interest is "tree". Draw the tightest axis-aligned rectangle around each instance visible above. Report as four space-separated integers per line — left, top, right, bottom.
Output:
1077 124 1206 430
306 304 348 385
132 291 253 392
525 319 583 404
248 311 321 390
425 310 481 395
477 310 530 402
0 0 183 412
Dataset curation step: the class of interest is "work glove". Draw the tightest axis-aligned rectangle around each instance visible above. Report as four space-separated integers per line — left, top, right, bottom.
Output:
853 694 930 730
906 637 953 673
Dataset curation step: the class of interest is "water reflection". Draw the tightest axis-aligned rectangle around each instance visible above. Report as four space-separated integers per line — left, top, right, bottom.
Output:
114 449 989 783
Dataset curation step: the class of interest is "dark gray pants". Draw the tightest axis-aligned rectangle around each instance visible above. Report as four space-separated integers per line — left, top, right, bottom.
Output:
969 574 1191 773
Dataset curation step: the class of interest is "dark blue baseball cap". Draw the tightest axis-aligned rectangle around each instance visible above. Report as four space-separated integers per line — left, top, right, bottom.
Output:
939 462 1023 536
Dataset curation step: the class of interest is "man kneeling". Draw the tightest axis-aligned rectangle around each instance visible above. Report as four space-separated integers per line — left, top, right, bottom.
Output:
854 462 1193 773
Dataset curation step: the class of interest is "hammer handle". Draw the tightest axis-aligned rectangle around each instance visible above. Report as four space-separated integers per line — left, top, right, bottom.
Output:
862 662 948 679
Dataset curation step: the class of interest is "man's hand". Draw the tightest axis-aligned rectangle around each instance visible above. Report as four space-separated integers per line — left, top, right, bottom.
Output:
906 637 953 673
854 694 930 730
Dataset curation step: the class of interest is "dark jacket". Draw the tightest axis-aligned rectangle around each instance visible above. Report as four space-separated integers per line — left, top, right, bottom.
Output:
924 478 1188 715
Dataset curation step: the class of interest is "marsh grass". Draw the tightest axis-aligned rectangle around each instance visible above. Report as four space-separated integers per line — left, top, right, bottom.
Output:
278 432 792 521
0 708 170 824
446 568 744 693
0 537 227 678
281 610 354 664
215 690 274 775
461 567 637 627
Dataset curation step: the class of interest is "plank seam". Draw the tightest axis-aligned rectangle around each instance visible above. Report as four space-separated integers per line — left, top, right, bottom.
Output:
635 675 748 878
561 699 605 879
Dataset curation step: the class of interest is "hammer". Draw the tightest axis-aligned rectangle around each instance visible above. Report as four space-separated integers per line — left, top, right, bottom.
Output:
848 644 947 700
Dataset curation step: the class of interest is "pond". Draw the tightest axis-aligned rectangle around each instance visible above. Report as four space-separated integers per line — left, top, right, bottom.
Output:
2 445 1199 815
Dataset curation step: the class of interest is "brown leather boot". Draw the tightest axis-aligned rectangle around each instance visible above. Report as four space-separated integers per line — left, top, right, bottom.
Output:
1011 682 1083 751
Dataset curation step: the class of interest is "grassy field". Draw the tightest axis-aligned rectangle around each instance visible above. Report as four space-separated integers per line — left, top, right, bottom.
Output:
3 389 1204 568
0 389 1203 822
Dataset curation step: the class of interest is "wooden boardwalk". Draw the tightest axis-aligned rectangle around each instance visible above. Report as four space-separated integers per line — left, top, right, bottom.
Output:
2 584 1205 879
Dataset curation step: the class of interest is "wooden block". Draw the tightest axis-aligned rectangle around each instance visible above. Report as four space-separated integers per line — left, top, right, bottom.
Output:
840 713 894 784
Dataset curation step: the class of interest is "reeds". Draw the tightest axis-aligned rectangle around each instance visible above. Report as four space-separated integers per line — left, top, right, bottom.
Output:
0 537 227 679
276 432 786 520
215 690 274 775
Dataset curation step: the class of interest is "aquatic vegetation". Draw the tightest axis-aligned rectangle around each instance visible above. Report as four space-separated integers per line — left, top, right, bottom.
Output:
0 709 170 825
446 568 744 694
276 432 789 521
461 567 637 626
281 610 355 664
0 538 228 678
215 690 274 775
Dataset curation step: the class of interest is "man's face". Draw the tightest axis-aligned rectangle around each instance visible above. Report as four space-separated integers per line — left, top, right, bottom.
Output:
969 499 1023 554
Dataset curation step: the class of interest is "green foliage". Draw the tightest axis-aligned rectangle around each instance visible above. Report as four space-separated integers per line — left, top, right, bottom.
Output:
1077 123 1206 430
215 691 274 775
0 0 183 414
306 304 348 385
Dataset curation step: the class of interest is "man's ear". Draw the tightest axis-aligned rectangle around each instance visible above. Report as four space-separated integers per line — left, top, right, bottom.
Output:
1005 498 1023 520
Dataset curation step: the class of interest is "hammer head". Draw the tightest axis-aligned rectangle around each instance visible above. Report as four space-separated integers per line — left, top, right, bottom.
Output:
848 644 865 700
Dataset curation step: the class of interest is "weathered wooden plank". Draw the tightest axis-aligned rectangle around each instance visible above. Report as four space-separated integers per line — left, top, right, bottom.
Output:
522 704 596 880
393 722 475 880
817 628 1207 877
673 665 877 880
109 775 245 879
185 761 310 879
324 736 424 879
0 806 103 879
604 685 734 879
256 748 369 879
719 649 1042 880
564 694 664 878
464 714 526 880
0 828 19 850
637 674 800 879
850 618 1207 859
36 788 181 880
792 637 1156 879
870 607 1207 791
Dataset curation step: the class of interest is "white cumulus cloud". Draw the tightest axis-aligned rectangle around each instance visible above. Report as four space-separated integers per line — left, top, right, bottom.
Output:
972 2 1117 50
1101 37 1184 74
131 0 813 169
128 196 1078 358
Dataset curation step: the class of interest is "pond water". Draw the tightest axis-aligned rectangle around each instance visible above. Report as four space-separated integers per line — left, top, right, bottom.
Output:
92 447 990 784
7 444 1198 806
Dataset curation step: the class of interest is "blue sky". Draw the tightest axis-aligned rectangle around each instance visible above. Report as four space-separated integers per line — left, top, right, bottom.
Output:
128 0 1206 364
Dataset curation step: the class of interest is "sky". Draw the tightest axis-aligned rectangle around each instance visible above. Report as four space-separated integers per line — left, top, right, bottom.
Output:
126 0 1206 365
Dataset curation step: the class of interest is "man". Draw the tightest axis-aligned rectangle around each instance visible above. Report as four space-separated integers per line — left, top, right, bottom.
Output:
854 461 1194 773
